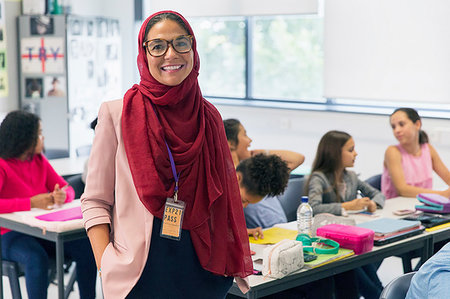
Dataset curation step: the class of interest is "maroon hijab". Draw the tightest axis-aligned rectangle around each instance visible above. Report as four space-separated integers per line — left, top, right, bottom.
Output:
122 11 252 278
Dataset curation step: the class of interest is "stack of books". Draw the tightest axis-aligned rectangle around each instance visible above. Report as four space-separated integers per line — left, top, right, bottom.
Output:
357 218 425 246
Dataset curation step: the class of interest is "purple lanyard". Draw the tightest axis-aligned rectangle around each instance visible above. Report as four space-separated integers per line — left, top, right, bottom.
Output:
164 140 179 201
150 102 180 201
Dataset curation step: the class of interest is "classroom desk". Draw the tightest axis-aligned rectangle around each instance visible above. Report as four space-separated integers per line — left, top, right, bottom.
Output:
49 157 88 178
229 197 449 299
0 202 86 299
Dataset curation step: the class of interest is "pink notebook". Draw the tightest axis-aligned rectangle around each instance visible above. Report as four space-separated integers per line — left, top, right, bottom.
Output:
35 207 82 222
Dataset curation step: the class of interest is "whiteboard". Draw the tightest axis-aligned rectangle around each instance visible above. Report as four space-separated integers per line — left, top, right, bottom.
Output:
324 0 450 104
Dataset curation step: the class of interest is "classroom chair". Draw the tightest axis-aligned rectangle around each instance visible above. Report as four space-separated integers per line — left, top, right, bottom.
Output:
277 177 306 222
379 271 416 299
75 145 92 157
66 174 85 199
366 174 381 191
2 257 77 299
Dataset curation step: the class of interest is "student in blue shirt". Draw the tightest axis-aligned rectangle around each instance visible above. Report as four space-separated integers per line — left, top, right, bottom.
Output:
406 241 450 298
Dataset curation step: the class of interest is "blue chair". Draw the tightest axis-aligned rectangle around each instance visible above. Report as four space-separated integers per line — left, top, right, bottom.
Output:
277 177 306 222
365 174 381 190
379 271 416 299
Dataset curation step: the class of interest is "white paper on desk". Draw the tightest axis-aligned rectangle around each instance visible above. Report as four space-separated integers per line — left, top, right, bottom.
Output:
13 201 84 233
250 244 266 272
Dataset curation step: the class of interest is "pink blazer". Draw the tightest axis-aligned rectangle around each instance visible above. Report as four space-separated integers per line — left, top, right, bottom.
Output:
81 99 249 298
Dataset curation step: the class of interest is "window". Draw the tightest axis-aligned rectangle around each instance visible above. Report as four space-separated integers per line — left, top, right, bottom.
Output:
252 15 323 101
190 14 323 102
189 17 246 98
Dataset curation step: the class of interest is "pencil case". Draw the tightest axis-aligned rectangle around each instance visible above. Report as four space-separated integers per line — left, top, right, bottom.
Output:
416 193 450 214
316 224 374 255
262 239 304 279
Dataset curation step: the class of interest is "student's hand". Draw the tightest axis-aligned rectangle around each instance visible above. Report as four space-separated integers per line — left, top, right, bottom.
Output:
247 227 264 240
30 193 54 210
367 200 377 212
343 197 371 210
52 184 68 206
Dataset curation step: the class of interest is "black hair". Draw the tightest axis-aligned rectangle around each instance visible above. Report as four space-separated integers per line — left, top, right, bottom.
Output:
308 130 352 202
144 12 190 42
223 119 241 148
391 107 429 144
0 110 40 159
90 117 98 130
236 154 289 197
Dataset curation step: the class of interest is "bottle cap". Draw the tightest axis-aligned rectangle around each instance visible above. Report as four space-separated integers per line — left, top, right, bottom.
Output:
301 196 308 203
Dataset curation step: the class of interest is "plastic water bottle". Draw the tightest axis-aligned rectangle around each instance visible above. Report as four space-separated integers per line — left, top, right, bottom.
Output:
297 196 313 236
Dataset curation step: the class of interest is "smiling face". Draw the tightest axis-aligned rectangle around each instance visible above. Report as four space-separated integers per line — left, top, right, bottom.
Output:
235 124 252 161
390 111 421 145
341 137 357 168
145 19 194 86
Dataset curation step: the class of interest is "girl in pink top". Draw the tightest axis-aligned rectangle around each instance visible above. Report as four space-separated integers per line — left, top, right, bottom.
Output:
382 108 450 199
0 111 96 299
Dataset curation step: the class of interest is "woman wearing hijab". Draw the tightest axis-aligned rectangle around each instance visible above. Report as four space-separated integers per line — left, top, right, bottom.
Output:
81 11 252 299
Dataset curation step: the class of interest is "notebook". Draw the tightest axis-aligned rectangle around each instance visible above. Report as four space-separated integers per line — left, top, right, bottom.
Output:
35 207 83 221
303 248 354 269
403 212 450 228
356 218 421 236
372 225 425 246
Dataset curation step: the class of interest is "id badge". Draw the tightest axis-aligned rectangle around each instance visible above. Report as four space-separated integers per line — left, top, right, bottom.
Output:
160 197 185 241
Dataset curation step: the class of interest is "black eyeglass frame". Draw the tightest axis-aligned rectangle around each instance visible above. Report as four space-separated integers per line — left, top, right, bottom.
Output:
143 35 194 57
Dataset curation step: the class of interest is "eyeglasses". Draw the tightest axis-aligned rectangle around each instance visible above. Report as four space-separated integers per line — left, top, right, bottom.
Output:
143 35 193 57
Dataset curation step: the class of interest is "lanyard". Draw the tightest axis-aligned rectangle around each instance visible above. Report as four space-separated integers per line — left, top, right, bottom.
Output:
164 140 179 202
150 103 180 202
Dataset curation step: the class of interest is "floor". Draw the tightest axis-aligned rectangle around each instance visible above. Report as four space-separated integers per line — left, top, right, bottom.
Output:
1 256 418 298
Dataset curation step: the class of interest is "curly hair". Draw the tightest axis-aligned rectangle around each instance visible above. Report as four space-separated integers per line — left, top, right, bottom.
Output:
0 110 40 159
236 153 289 197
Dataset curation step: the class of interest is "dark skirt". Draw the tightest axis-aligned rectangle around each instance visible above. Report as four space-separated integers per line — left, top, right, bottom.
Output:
126 217 233 299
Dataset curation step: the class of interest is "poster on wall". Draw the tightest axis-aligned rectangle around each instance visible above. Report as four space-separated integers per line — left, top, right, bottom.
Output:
44 75 65 97
0 0 8 97
21 37 65 73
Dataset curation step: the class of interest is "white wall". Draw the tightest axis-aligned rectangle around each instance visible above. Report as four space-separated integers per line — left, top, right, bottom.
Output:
215 103 450 190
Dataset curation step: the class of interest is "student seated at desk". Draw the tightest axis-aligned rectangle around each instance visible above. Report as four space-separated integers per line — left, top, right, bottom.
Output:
0 111 97 299
406 241 450 298
307 130 385 299
224 118 304 229
382 107 450 199
236 154 289 239
308 130 385 215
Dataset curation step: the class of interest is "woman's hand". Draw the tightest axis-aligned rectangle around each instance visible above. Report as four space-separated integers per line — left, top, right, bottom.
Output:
247 227 264 240
52 184 67 206
30 193 54 209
